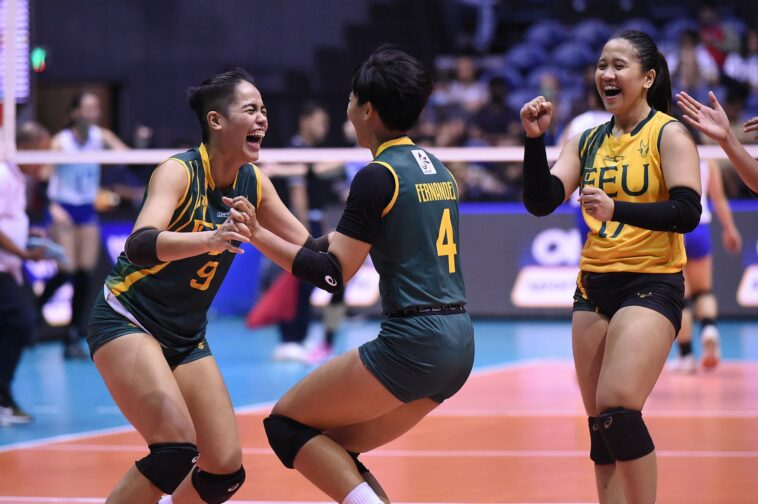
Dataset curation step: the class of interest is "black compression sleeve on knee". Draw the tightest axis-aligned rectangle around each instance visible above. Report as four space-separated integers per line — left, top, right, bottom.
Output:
522 135 565 216
611 186 702 233
588 417 614 465
135 442 199 494
191 465 245 504
263 414 322 469
124 226 162 267
598 407 654 461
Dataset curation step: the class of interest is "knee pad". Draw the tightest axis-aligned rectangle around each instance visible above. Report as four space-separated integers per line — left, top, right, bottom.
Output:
263 414 321 468
598 407 654 461
588 417 614 465
191 465 245 504
135 442 199 494
348 451 370 474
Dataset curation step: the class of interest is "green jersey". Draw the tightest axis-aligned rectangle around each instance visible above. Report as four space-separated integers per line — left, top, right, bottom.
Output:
368 137 466 314
103 144 261 351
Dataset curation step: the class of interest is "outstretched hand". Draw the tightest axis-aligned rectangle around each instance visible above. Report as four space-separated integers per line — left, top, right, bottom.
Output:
745 116 758 140
676 91 731 143
520 96 553 139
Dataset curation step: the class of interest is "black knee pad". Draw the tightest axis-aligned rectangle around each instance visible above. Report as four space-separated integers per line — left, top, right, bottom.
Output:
588 417 614 465
191 465 245 504
135 442 199 494
348 451 370 474
598 407 654 461
263 414 321 468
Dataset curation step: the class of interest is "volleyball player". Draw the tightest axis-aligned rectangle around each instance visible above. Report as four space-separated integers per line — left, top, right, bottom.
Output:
87 69 310 503
251 48 474 504
521 31 701 502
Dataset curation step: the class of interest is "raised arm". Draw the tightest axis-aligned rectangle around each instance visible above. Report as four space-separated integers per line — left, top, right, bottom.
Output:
520 96 582 216
677 91 758 193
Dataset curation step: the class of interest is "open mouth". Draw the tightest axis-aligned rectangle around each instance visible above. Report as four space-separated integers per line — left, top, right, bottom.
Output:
604 87 621 98
246 131 264 148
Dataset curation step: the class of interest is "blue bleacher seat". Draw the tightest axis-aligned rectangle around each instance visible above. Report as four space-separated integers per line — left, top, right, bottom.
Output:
551 41 596 69
525 20 568 50
661 18 699 43
525 66 575 89
572 19 612 50
505 43 549 72
507 88 540 112
617 18 659 41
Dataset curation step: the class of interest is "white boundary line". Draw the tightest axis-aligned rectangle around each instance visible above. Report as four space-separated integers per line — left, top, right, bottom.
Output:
0 499 595 504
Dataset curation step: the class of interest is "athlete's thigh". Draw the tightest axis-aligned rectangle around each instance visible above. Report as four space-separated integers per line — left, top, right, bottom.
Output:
49 215 77 272
683 255 712 295
93 332 194 442
325 398 439 453
596 305 675 411
75 223 101 270
572 310 609 416
273 349 403 430
173 356 241 469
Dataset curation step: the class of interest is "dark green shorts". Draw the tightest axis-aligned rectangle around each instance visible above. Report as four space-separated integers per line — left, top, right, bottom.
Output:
86 290 212 368
359 311 475 403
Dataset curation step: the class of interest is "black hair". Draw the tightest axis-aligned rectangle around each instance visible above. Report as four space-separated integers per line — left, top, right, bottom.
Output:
188 68 255 143
351 47 433 131
611 30 672 113
298 100 325 121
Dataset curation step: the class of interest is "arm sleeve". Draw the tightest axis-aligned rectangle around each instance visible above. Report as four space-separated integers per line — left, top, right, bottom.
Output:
611 186 702 233
522 135 566 216
336 163 396 244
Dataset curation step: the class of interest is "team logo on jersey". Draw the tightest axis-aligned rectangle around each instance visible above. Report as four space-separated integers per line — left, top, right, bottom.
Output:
638 139 649 158
412 149 436 175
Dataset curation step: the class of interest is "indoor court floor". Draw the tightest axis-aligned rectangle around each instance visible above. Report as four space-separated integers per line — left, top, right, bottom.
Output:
1 318 756 503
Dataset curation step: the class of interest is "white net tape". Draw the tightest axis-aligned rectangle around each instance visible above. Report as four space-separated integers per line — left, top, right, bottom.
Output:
12 144 758 165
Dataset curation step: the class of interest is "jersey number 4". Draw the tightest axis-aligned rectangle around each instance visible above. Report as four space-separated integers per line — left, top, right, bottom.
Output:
190 260 219 291
436 208 458 273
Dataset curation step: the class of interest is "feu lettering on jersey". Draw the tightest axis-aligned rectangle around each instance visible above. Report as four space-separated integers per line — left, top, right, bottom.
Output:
103 144 261 349
577 109 686 273
368 137 466 314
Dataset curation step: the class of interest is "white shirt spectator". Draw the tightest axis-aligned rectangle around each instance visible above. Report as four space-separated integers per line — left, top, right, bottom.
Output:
0 162 29 284
723 53 758 91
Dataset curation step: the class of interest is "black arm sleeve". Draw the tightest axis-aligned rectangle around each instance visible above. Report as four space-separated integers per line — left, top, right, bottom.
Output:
124 226 162 267
336 163 396 243
611 186 702 233
522 135 566 216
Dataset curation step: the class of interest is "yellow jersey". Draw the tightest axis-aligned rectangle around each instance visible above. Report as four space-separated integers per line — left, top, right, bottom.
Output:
577 109 686 273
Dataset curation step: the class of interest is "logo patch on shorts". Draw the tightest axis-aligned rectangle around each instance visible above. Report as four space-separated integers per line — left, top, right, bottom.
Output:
636 291 653 299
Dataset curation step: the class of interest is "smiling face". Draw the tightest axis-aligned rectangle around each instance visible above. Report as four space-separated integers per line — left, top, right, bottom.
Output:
213 80 268 162
595 37 655 116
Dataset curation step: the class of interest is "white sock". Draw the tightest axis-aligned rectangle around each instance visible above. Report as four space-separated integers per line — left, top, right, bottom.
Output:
157 496 172 504
342 482 382 504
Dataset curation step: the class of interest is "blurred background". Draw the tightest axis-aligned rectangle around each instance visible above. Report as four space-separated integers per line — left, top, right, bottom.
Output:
0 0 755 341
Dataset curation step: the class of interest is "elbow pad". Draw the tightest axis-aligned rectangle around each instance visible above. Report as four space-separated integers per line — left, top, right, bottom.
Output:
291 247 343 293
612 186 701 233
667 186 702 233
523 175 566 217
303 234 330 252
124 227 162 267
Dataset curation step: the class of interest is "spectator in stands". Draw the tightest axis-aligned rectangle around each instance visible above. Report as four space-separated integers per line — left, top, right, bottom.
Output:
697 3 740 70
668 29 719 95
723 28 758 92
447 55 488 114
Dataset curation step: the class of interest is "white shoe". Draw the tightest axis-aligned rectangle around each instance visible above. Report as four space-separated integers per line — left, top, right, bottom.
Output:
272 342 308 362
669 354 697 374
701 325 721 370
